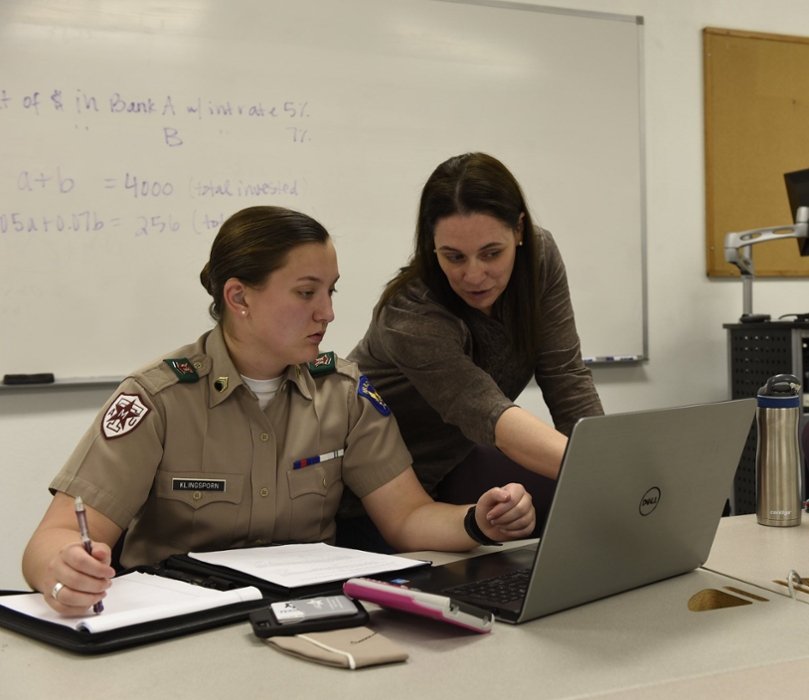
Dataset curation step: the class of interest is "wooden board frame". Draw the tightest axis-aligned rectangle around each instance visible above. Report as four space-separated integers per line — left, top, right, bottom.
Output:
704 27 809 277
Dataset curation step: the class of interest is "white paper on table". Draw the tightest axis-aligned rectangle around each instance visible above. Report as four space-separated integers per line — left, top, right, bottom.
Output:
0 571 262 633
189 543 428 588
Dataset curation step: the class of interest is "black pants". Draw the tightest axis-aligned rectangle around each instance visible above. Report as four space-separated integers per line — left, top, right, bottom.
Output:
335 444 555 553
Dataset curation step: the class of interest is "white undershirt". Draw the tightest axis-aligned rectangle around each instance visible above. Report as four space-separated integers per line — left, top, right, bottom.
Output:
241 374 284 410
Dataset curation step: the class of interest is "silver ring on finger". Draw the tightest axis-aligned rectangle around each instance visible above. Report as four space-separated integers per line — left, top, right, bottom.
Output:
52 581 65 601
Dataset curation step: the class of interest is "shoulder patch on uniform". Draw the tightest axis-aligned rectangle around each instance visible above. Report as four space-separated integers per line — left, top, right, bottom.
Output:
163 358 200 383
102 393 151 439
308 351 336 376
358 375 391 416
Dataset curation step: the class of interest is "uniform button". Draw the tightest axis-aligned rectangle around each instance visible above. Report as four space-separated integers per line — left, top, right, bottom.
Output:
194 361 202 369
260 433 269 442
260 487 269 497
193 491 202 500
323 478 328 488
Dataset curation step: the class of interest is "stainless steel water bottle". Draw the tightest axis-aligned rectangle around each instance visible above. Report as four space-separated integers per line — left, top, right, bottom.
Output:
756 373 803 527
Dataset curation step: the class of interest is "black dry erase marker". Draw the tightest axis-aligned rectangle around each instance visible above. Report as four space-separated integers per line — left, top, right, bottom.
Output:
2 373 55 385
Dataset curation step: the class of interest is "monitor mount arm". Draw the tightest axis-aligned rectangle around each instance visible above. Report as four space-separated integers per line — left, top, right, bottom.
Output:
724 206 809 318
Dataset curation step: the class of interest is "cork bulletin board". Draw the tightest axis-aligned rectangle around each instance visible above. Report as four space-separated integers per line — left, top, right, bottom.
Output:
704 27 809 277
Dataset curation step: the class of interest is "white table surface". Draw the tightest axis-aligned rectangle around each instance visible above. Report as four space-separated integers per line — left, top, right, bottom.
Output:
4 516 809 700
703 513 809 600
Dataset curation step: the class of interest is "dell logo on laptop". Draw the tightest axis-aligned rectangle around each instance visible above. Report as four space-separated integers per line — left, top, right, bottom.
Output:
639 487 661 516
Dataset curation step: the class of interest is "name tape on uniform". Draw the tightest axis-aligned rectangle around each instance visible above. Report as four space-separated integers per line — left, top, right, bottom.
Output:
172 479 226 492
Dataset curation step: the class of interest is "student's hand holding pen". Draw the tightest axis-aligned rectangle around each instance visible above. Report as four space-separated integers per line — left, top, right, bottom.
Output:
22 492 120 615
45 538 115 615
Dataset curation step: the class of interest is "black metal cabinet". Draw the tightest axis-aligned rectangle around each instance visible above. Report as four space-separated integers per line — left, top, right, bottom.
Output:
724 322 809 514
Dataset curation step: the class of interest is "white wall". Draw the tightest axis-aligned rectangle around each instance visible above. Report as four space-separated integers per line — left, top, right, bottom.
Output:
4 0 809 590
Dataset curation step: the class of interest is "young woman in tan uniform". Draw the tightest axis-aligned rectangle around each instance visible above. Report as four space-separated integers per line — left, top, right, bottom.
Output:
22 206 535 616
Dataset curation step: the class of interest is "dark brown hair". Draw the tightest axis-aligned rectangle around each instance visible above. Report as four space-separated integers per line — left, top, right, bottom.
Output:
200 206 330 323
380 153 542 362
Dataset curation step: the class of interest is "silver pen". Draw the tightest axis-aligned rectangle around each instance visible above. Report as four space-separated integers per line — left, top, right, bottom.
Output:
75 496 104 614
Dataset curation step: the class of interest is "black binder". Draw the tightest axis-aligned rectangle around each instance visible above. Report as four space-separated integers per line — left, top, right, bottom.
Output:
0 553 427 654
0 588 266 655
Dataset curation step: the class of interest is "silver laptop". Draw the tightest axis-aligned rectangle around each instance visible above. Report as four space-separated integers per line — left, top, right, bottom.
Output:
390 399 756 624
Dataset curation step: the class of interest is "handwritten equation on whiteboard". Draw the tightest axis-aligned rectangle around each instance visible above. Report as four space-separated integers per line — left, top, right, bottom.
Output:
5 169 301 237
0 88 311 145
0 87 312 237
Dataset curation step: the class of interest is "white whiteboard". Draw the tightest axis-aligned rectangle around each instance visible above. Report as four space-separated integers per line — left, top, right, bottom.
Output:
0 0 646 380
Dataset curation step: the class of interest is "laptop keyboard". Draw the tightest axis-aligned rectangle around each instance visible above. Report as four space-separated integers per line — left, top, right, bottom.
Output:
443 568 531 605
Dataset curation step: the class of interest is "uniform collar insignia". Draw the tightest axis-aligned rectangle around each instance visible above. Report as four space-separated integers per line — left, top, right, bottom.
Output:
213 376 229 393
204 326 244 408
284 364 312 401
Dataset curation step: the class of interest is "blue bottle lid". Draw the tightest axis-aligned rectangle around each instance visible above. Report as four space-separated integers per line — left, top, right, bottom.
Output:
757 394 801 408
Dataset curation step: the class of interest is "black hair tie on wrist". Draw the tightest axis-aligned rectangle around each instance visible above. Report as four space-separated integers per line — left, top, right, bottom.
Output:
464 506 503 547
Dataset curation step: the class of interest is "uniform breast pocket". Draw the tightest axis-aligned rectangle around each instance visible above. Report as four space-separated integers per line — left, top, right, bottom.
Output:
153 471 245 549
286 458 344 538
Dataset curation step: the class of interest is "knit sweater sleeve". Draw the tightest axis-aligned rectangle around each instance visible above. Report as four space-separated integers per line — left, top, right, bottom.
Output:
532 229 604 435
373 293 514 446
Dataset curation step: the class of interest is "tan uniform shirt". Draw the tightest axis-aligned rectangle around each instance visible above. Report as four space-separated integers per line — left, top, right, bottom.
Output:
50 326 412 568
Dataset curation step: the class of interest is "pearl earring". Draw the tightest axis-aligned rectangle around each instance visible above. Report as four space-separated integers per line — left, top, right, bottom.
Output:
241 310 247 316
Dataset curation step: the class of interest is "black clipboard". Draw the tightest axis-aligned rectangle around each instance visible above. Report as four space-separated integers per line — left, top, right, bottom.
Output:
162 553 350 599
161 549 431 599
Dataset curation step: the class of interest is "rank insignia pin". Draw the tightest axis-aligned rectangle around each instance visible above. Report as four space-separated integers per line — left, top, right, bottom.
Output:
164 358 200 383
308 351 336 377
